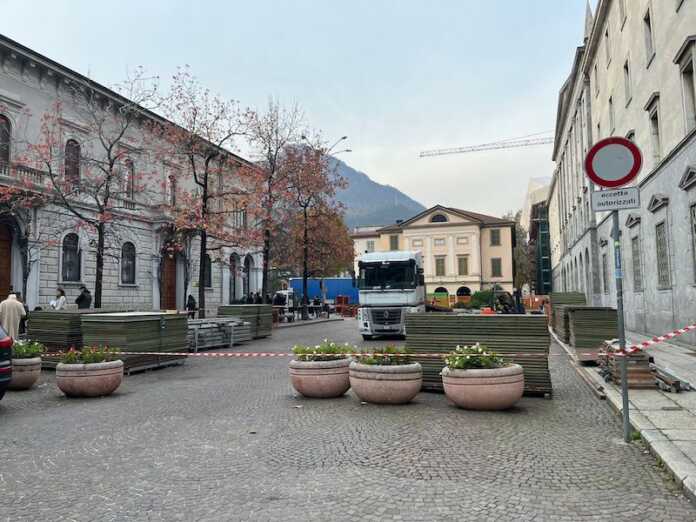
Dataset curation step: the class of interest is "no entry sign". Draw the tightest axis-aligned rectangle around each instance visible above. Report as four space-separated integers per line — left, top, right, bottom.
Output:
584 137 642 188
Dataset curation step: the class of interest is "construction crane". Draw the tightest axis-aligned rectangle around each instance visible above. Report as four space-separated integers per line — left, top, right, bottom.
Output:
419 132 554 158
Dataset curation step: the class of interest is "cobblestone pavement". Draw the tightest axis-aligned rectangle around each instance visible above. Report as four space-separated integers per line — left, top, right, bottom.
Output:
2 319 695 521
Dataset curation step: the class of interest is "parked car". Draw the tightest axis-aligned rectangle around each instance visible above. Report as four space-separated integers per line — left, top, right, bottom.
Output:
0 325 12 401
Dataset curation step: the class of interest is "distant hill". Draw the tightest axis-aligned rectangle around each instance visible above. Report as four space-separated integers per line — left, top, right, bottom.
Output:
330 157 426 228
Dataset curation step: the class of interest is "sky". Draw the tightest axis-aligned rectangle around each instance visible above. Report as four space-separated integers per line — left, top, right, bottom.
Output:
0 0 592 217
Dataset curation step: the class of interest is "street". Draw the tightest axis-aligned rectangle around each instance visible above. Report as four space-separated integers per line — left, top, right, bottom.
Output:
2 320 694 521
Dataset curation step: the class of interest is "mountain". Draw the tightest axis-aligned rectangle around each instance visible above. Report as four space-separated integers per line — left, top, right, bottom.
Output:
330 157 426 228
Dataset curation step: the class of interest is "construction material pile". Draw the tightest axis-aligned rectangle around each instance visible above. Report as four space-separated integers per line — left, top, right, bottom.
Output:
549 293 586 342
405 313 552 396
187 317 252 351
81 312 187 372
598 340 654 389
218 305 272 339
568 307 618 362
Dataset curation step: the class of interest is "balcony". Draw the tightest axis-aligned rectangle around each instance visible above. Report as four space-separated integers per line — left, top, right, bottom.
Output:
0 161 47 186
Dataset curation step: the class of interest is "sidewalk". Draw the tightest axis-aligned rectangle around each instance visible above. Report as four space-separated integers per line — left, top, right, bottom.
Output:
275 316 344 329
556 328 696 502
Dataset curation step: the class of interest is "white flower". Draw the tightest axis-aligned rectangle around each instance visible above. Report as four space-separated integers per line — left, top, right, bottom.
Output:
315 345 320 349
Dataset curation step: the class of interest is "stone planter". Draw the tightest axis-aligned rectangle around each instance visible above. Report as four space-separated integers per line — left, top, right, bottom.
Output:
56 360 124 398
441 364 524 410
8 357 42 390
349 362 422 404
289 358 351 398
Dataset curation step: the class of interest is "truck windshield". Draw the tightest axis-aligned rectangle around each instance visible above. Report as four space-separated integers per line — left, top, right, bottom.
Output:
358 262 416 290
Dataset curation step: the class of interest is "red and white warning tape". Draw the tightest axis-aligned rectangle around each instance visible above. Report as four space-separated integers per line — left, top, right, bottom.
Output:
623 323 696 354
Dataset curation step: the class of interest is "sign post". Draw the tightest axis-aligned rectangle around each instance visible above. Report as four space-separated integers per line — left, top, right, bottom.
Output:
585 137 642 443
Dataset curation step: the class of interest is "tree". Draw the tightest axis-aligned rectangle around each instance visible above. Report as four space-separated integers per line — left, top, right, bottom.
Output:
504 209 535 290
22 70 160 308
156 67 257 318
241 100 303 302
284 141 346 319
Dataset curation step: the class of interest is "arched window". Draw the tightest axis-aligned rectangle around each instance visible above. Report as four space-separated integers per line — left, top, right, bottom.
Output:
121 242 136 284
430 214 448 223
124 159 135 200
65 139 80 185
62 233 81 282
167 175 177 206
434 286 449 294
229 254 239 303
243 255 254 296
203 254 212 288
0 115 10 167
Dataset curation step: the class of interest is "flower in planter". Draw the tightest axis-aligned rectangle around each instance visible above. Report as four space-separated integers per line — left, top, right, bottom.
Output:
292 339 351 362
11 339 45 359
444 343 506 371
60 346 121 364
357 345 412 366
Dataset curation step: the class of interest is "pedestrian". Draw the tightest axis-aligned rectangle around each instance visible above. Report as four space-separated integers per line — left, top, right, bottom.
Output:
186 294 197 319
246 293 253 304
75 285 92 309
254 292 262 304
15 292 29 335
50 287 67 311
0 293 26 339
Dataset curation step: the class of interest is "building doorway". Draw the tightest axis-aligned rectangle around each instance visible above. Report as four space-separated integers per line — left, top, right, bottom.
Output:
160 255 177 310
243 255 254 298
229 253 240 303
0 224 11 301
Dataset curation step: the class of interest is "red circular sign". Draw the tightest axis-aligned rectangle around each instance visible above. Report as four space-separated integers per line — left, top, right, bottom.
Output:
584 137 642 188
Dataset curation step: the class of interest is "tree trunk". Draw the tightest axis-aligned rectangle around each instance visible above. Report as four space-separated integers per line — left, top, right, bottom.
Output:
262 226 270 304
95 223 105 308
198 229 207 320
302 206 309 321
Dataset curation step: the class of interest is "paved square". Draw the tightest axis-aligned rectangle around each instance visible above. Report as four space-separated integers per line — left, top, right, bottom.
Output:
2 320 695 521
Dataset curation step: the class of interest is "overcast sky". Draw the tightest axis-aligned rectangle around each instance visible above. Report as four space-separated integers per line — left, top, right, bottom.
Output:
1 0 591 217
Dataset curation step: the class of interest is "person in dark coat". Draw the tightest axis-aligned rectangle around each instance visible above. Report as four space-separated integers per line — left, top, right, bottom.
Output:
16 292 28 335
186 295 197 319
246 293 254 304
75 286 92 309
254 293 262 304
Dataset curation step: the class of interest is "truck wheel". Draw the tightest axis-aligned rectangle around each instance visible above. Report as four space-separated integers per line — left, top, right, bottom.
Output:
362 334 373 341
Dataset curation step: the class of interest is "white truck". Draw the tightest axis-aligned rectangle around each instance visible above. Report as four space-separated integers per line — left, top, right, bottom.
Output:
356 251 426 340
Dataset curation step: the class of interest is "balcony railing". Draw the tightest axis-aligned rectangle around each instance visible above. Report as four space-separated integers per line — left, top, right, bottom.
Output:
0 161 47 186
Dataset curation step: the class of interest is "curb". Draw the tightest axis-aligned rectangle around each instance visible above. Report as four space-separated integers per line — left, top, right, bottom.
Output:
275 317 345 329
552 328 696 504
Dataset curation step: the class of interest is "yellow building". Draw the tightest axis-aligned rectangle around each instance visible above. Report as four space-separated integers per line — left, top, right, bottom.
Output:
351 205 515 299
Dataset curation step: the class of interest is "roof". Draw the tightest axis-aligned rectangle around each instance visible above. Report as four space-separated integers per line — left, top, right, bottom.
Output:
374 205 513 233
350 230 380 239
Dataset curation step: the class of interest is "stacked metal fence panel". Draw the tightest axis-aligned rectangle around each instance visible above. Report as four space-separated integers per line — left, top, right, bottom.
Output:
405 313 551 396
218 305 272 338
81 312 187 372
187 317 252 351
549 293 586 343
567 307 618 362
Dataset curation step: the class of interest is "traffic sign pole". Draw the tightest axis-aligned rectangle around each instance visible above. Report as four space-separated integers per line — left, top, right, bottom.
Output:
584 136 642 444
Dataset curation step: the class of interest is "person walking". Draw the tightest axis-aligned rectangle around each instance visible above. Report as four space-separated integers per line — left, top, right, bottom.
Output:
186 295 197 319
0 293 26 339
51 288 67 311
15 293 29 335
75 286 92 309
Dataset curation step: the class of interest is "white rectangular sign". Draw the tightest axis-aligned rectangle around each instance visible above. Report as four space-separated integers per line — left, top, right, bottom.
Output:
591 187 640 212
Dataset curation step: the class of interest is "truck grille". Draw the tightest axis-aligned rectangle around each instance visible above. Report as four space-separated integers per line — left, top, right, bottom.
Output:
370 308 402 326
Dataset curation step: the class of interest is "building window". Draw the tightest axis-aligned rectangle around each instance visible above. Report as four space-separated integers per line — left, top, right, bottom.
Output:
124 159 135 200
623 60 632 106
121 242 136 285
435 256 446 277
631 236 643 292
167 175 177 206
430 214 448 223
0 115 10 167
203 253 212 288
604 29 611 66
491 258 502 278
692 205 696 282
411 239 423 248
231 203 247 229
61 233 81 282
609 96 615 132
366 240 375 253
681 57 696 133
643 9 655 65
490 229 501 246
389 235 399 250
647 97 662 163
433 238 446 247
456 236 469 246
655 221 671 289
457 255 469 276
65 139 80 186
602 253 609 294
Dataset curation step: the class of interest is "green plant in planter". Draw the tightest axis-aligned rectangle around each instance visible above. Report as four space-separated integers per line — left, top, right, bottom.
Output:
292 339 352 362
60 346 121 364
444 343 506 370
11 339 45 359
358 345 412 366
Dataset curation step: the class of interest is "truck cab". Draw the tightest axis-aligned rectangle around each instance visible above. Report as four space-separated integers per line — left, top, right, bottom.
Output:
357 251 425 340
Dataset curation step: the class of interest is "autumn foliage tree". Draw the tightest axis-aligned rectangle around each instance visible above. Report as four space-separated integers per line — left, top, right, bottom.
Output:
22 70 160 307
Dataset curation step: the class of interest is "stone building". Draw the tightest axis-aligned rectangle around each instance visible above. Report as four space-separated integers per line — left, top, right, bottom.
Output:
350 205 515 298
0 34 262 312
548 1 696 344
